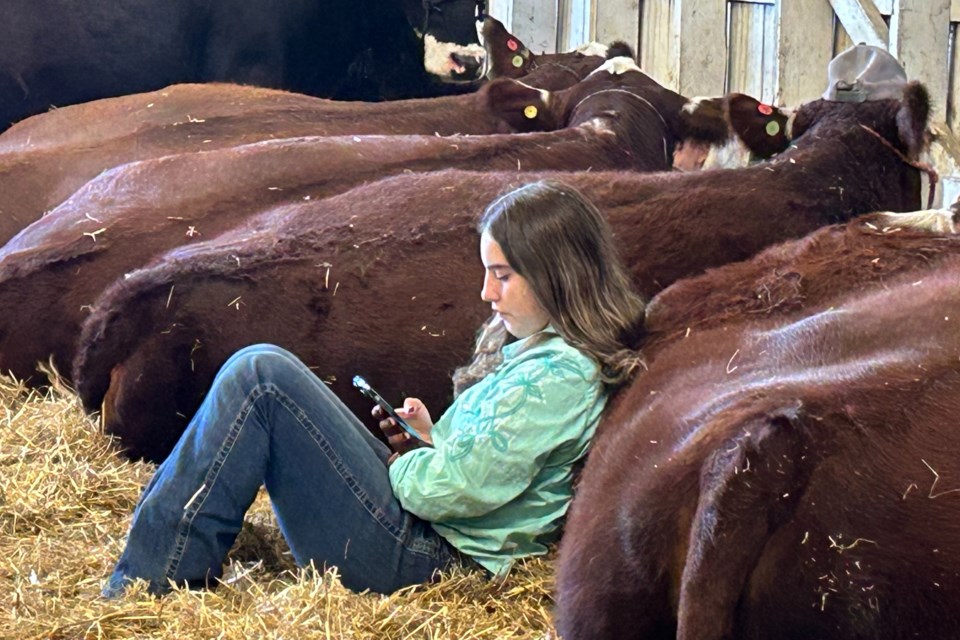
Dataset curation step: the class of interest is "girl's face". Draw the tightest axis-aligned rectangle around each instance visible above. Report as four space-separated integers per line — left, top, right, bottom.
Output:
480 230 551 339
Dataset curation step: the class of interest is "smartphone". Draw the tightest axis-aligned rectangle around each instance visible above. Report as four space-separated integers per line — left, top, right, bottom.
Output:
352 375 426 441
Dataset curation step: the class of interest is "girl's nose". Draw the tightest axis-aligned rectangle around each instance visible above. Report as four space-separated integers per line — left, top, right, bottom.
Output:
481 272 499 302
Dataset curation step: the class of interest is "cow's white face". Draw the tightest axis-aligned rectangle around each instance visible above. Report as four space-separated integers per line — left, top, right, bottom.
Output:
423 34 486 80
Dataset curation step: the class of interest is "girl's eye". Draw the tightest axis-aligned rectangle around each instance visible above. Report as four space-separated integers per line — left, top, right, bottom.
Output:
496 273 511 282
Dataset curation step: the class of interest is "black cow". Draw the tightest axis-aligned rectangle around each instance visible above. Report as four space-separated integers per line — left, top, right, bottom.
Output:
0 0 484 129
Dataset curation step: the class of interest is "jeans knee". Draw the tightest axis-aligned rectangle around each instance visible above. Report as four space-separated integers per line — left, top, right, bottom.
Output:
218 344 304 387
232 343 296 362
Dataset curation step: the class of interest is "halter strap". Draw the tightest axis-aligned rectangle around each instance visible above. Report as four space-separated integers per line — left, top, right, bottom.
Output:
527 59 581 82
859 124 939 209
570 88 670 165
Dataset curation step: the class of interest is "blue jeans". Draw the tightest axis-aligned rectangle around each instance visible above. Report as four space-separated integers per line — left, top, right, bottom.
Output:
104 344 464 596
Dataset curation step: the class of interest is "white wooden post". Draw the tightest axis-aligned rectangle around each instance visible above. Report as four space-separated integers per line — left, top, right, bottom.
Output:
951 22 959 133
889 0 950 121
488 0 516 32
776 0 835 106
508 0 560 53
639 0 675 88
593 0 641 52
672 0 727 97
558 0 591 51
826 0 888 47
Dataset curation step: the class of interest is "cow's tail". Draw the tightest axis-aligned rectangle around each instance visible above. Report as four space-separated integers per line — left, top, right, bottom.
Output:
676 405 816 639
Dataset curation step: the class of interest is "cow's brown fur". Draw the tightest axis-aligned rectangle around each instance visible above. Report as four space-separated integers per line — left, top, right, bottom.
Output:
644 210 960 345
557 235 960 638
0 62 717 384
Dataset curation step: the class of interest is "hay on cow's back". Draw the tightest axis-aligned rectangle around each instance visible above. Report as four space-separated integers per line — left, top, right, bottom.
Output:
0 369 557 639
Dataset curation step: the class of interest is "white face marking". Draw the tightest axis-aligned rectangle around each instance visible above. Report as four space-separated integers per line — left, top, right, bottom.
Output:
785 110 798 140
874 209 958 234
423 34 486 78
588 56 641 77
673 138 752 171
513 79 550 106
682 96 714 115
701 137 752 170
575 42 608 57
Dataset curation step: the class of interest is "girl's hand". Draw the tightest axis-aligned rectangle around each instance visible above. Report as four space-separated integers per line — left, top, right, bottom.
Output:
372 397 434 452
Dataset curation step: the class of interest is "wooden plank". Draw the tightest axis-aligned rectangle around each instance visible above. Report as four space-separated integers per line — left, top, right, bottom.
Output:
874 0 893 14
834 15 856 55
778 0 835 106
639 0 676 89
558 0 591 50
890 0 949 120
924 123 960 208
827 0 889 47
951 24 959 132
672 0 727 97
510 0 559 53
594 0 641 51
488 0 515 32
760 3 777 103
728 2 765 100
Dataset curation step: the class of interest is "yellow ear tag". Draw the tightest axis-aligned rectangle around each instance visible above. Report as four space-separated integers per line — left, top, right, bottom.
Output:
524 105 538 119
512 55 524 68
765 120 781 136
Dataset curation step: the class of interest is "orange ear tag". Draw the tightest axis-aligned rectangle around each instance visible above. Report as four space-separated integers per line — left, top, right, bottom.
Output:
512 55 524 68
507 39 519 51
524 105 538 119
765 120 781 136
757 103 773 115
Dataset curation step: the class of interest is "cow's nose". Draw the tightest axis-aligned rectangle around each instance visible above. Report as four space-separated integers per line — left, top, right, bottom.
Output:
450 51 484 79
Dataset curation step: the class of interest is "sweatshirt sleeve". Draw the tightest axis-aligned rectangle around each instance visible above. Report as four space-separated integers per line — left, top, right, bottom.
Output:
388 353 597 522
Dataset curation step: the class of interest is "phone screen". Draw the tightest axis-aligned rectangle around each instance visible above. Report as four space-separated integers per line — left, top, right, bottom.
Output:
352 375 425 441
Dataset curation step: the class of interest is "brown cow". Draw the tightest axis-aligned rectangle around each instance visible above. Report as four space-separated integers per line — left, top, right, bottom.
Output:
555 211 960 639
0 16 613 245
480 14 620 85
69 80 931 461
644 207 960 342
0 56 735 386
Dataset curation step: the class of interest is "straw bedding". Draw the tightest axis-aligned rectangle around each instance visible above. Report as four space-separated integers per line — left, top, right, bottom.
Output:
0 371 557 639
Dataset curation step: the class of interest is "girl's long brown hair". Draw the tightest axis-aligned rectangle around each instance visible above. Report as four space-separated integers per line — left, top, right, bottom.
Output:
452 180 646 396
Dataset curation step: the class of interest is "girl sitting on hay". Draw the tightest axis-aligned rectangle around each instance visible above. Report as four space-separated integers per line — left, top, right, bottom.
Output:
103 180 645 596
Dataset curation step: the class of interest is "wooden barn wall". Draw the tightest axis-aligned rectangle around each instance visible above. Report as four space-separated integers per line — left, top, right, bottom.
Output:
492 0 957 115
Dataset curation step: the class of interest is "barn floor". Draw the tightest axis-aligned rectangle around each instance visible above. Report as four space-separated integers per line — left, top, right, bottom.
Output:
0 372 556 639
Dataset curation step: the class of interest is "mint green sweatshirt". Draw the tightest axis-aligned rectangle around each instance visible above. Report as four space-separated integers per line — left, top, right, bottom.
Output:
388 328 606 576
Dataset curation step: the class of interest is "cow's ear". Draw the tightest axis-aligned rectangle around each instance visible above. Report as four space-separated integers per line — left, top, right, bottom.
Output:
724 93 791 159
481 16 533 79
605 40 635 60
897 81 931 160
481 78 557 132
